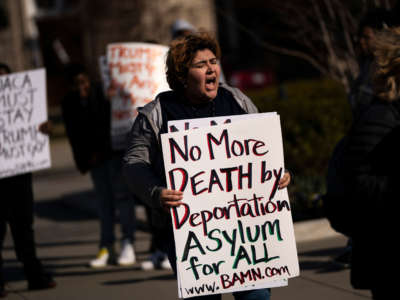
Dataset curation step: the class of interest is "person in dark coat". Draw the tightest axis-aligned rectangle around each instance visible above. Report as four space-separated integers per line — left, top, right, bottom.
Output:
332 8 392 268
0 63 56 298
61 64 136 268
342 27 400 299
123 31 291 300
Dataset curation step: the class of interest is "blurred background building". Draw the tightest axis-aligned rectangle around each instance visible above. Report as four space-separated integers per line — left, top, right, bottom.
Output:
0 0 217 107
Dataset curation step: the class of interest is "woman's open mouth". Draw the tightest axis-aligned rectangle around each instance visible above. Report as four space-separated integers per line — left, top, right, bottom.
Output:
205 77 217 90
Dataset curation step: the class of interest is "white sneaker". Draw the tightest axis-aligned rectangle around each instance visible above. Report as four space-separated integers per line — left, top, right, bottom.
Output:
160 257 172 270
141 260 155 271
89 248 109 268
118 240 136 266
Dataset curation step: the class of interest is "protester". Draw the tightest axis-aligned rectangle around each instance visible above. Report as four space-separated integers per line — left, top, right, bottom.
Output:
61 64 136 268
123 32 291 300
331 9 391 268
342 26 400 299
0 63 56 297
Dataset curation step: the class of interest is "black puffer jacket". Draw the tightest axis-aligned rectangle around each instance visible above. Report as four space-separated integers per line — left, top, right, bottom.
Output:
342 98 400 289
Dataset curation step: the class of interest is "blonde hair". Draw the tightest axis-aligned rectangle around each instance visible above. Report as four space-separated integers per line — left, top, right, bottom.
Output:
373 27 400 102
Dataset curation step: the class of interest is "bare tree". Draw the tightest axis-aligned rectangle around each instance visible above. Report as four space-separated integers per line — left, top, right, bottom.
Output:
217 0 395 92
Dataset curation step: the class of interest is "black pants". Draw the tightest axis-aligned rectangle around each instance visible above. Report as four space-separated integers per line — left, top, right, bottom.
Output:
0 173 41 280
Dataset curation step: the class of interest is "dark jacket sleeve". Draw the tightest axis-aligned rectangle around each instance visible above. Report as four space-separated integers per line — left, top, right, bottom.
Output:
61 97 91 173
343 103 399 213
123 114 165 209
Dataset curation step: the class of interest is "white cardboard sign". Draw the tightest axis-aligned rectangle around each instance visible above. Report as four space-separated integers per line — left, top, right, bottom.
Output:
0 68 51 178
168 113 288 297
161 115 299 298
106 43 170 150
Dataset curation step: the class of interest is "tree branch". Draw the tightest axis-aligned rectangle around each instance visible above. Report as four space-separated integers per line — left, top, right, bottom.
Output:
216 7 329 75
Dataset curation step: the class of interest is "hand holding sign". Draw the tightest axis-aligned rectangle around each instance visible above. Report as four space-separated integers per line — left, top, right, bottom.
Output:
278 172 291 189
160 188 184 211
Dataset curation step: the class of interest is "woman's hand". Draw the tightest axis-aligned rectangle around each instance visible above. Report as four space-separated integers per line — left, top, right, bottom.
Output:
38 120 53 135
278 171 291 189
160 188 184 211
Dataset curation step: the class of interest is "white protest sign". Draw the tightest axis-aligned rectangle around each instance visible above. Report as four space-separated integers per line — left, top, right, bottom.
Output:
168 113 288 297
0 68 51 179
161 115 299 298
107 42 170 150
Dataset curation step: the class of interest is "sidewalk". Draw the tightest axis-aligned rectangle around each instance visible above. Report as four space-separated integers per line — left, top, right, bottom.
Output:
35 138 77 178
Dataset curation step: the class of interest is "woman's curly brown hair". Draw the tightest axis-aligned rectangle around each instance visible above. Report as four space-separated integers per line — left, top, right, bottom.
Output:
166 31 221 92
373 27 400 101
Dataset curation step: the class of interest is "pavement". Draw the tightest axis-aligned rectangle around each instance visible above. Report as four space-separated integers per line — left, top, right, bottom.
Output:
1 138 372 299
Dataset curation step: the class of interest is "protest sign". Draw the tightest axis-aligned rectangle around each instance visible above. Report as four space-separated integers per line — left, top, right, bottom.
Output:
168 113 288 297
106 42 170 150
161 115 299 298
0 68 51 179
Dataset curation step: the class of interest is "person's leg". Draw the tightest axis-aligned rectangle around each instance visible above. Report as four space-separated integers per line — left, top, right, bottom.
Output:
233 288 271 300
333 237 352 267
145 206 157 252
117 195 135 244
6 174 39 266
140 205 173 270
109 153 136 265
0 197 7 273
141 224 173 270
0 208 7 297
160 227 178 274
6 174 56 290
90 161 116 250
0 178 11 297
89 161 116 266
0 220 5 269
110 153 136 243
